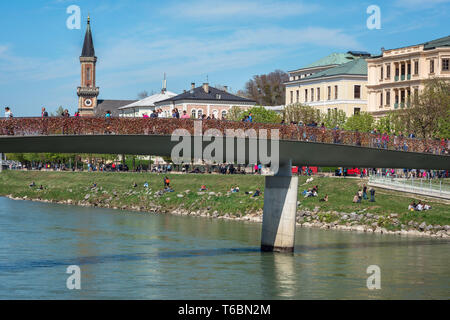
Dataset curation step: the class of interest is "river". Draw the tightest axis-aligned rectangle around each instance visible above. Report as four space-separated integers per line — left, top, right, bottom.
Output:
0 197 448 299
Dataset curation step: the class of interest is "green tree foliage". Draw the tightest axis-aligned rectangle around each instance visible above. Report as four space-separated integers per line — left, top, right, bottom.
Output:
344 112 374 132
244 70 288 106
282 103 321 124
399 78 450 139
376 112 405 135
322 109 347 129
227 106 245 121
242 106 281 123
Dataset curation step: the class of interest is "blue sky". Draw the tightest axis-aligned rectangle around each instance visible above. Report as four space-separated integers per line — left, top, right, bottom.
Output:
0 0 449 116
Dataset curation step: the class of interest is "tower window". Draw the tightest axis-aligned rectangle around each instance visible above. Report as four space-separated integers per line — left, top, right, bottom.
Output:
86 67 91 81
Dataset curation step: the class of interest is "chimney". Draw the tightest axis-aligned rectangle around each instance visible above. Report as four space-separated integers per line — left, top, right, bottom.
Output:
224 86 228 92
191 82 195 90
203 83 209 93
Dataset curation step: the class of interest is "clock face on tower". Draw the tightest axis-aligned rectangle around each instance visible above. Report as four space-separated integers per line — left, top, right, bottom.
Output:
85 99 92 107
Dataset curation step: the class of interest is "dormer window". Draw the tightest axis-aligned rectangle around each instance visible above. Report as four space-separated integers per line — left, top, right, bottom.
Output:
216 94 221 99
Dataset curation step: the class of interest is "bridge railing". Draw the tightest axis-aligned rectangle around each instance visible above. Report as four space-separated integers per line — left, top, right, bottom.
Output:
0 117 448 155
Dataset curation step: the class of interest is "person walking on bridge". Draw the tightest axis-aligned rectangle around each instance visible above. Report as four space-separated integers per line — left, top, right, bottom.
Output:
4 107 13 118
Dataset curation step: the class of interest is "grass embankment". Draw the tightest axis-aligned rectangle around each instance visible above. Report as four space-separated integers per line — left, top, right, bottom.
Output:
0 171 449 229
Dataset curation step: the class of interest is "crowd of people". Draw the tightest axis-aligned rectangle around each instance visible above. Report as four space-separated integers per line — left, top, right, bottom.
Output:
353 185 376 203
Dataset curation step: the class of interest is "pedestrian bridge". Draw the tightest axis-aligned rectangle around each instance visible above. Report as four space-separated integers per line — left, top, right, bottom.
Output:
0 117 448 170
1 117 449 253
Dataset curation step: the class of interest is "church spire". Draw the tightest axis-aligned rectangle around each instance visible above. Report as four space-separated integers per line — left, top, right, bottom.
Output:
81 16 95 57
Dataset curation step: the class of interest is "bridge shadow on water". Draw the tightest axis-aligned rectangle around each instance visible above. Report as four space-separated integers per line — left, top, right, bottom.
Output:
0 239 447 272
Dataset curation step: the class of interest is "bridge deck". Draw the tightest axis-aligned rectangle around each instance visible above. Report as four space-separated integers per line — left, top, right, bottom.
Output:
0 118 448 169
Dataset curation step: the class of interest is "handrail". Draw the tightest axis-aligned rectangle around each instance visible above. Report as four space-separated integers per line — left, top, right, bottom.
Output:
0 117 448 156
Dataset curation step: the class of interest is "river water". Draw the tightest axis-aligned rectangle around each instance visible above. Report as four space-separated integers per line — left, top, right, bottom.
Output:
0 197 448 300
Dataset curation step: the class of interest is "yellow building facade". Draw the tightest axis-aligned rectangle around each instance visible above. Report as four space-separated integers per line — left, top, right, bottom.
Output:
285 53 370 117
366 35 450 118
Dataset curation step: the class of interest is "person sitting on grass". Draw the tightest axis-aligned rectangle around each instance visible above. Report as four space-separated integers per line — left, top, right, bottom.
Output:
424 203 432 210
231 186 240 193
199 185 208 191
252 188 261 198
91 182 97 189
408 202 416 211
353 193 360 203
416 201 424 211
319 194 329 202
38 185 44 190
29 181 36 188
164 177 171 188
133 182 138 188
143 182 149 188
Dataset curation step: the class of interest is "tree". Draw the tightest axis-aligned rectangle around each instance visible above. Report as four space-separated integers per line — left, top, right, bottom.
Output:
399 78 450 139
323 109 347 129
344 112 374 132
376 112 405 135
282 103 321 124
244 70 288 106
137 91 149 99
227 106 245 121
243 106 281 123
51 106 65 117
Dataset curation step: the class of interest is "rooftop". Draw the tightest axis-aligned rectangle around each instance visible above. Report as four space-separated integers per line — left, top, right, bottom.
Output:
302 58 367 80
155 84 255 105
119 91 178 110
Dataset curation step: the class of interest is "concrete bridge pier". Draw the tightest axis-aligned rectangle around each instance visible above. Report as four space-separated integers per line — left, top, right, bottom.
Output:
261 159 298 253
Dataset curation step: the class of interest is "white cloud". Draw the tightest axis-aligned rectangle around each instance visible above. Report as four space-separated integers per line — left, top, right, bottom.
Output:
93 26 360 89
163 0 319 19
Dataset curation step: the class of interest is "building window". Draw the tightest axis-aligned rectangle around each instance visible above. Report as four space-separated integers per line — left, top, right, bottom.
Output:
191 109 197 119
86 67 91 81
407 63 411 75
354 108 361 115
296 90 299 102
380 66 383 80
222 110 227 119
443 58 450 71
386 91 391 106
290 91 293 104
327 86 331 100
414 61 419 75
198 109 203 118
401 63 405 76
380 93 383 108
334 86 338 100
317 88 320 101
305 89 308 102
386 64 391 79
311 88 314 102
395 65 400 77
430 59 435 73
354 85 361 99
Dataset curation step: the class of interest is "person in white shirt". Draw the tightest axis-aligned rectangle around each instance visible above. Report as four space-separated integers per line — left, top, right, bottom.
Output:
4 107 13 118
416 202 423 211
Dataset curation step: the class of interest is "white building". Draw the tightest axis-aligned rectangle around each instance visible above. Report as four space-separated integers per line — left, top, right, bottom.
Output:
119 89 177 118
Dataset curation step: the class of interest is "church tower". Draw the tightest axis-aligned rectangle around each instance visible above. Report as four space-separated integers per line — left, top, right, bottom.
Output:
77 16 99 116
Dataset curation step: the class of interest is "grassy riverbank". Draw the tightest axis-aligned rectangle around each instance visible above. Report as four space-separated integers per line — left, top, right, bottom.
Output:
0 171 449 229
